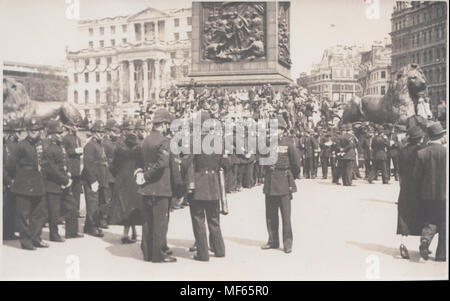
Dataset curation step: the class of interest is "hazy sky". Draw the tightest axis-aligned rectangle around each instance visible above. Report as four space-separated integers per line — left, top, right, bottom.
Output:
0 0 395 77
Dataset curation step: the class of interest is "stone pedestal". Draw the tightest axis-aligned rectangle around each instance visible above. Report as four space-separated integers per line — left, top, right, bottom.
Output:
186 1 292 88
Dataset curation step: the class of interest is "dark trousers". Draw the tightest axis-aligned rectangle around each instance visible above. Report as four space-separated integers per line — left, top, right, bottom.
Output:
100 182 114 224
46 189 79 239
3 190 16 240
15 195 47 248
369 159 389 183
189 199 225 261
421 199 446 261
341 160 354 186
387 156 399 180
333 158 343 183
265 194 293 249
364 159 372 178
82 181 103 233
330 156 338 182
303 157 313 178
320 156 330 179
141 196 169 262
71 176 82 212
312 155 319 178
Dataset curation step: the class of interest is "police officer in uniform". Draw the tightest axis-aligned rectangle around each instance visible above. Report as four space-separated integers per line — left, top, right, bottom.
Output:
42 120 83 241
261 116 300 254
10 118 49 250
81 120 107 237
185 111 226 261
3 119 21 240
368 125 390 184
135 108 177 263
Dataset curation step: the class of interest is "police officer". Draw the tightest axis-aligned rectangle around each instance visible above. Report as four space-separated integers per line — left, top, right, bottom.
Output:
185 111 226 261
3 119 21 241
135 108 177 263
42 120 83 241
368 125 390 184
62 124 83 217
339 124 356 186
10 118 49 250
261 115 300 254
81 120 107 237
101 119 120 229
319 132 333 179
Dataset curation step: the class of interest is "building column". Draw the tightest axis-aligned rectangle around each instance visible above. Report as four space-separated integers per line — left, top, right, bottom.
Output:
154 59 160 101
129 60 135 102
154 21 159 42
143 59 149 102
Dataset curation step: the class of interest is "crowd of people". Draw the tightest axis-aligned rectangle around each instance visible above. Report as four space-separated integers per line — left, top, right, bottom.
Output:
3 83 447 263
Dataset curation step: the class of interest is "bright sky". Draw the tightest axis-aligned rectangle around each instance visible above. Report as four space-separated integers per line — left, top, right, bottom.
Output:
0 0 395 78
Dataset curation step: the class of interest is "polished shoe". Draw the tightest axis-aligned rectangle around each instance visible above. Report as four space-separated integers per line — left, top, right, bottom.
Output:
162 256 177 263
399 244 409 259
193 254 209 262
131 234 137 242
261 243 279 250
164 249 173 256
189 245 197 252
85 229 104 238
121 236 136 244
33 241 50 248
50 237 65 243
419 240 430 260
284 247 292 254
21 244 37 251
66 233 84 239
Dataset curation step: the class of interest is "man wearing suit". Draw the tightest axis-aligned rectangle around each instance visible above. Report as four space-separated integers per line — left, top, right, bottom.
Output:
136 108 177 263
62 125 83 217
185 111 226 261
42 120 83 242
9 118 49 250
414 122 446 262
300 131 313 179
338 124 356 186
368 126 390 184
319 132 333 179
81 120 108 237
361 128 374 179
262 116 301 254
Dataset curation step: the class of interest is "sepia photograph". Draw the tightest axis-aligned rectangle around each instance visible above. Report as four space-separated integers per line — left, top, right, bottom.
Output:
0 0 448 284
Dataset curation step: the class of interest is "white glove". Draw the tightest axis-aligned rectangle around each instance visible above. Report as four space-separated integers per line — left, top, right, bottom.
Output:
91 181 99 192
61 178 73 189
75 147 83 154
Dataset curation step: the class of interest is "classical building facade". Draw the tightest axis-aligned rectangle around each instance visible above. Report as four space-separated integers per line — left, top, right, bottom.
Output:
390 1 447 110
307 45 363 102
358 41 392 97
66 7 192 120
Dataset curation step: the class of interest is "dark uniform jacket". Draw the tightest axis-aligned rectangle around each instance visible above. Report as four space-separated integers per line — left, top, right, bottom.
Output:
81 137 108 187
387 133 400 158
319 136 333 157
263 135 301 196
137 130 173 198
188 152 223 201
371 134 389 160
3 138 18 188
414 143 447 201
62 133 82 177
42 139 71 194
339 133 356 160
300 136 313 158
9 136 46 197
102 136 118 183
361 136 374 160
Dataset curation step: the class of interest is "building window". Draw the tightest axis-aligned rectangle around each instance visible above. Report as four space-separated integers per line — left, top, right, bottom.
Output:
96 58 100 65
174 18 180 27
89 41 93 48
170 52 176 59
187 17 192 26
381 86 386 95
441 67 446 81
174 33 180 41
107 71 111 82
110 25 115 34
99 40 104 47
111 39 115 46
74 73 78 83
85 90 89 103
429 49 433 62
96 89 100 104
74 90 78 104
184 50 189 58
107 57 112 65
170 66 177 79
85 59 90 66
381 71 386 79
89 28 93 36
100 27 104 35
84 73 89 83
187 31 192 39
96 72 100 82
122 38 127 44
122 24 127 32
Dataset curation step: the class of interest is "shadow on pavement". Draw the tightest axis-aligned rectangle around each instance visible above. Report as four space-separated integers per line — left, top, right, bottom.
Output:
102 231 143 261
346 241 424 263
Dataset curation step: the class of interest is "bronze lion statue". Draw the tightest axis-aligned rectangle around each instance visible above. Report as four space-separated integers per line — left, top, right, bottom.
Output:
3 77 82 126
341 64 427 124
